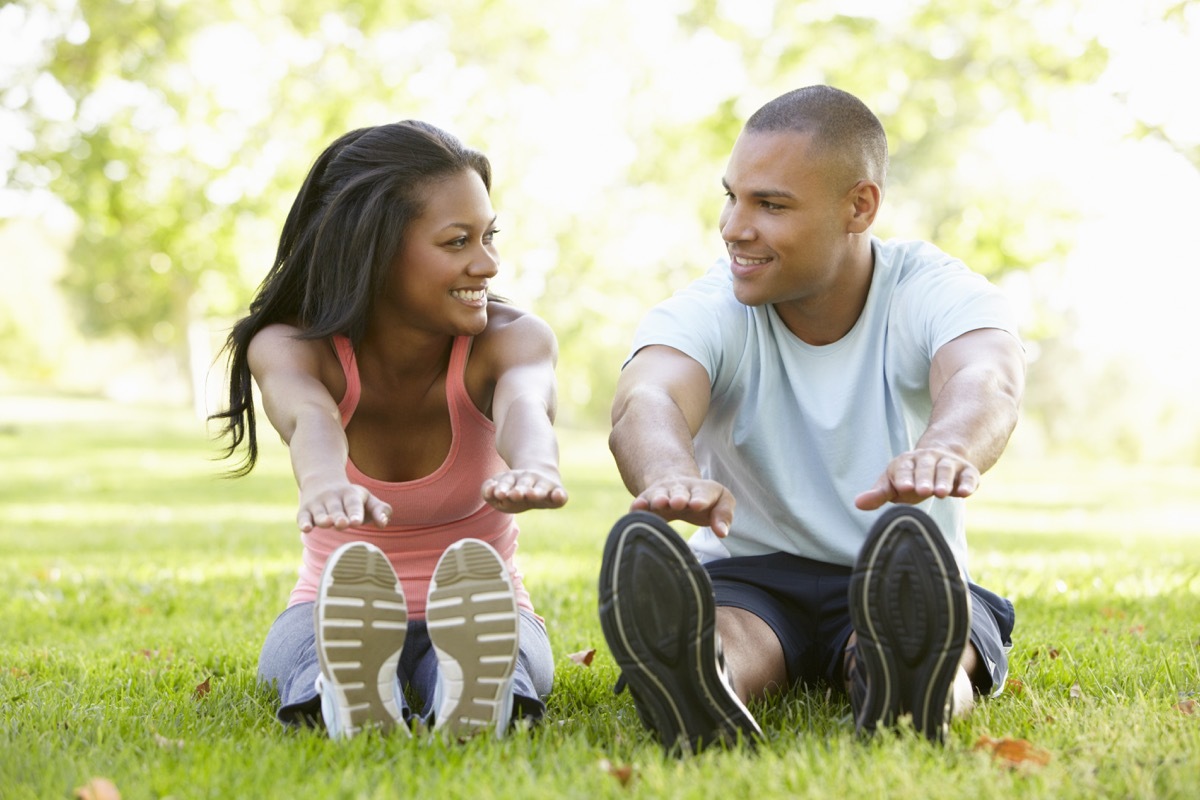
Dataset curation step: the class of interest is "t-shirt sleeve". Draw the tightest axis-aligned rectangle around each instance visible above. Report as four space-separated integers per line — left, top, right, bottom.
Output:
894 245 1022 360
624 261 744 385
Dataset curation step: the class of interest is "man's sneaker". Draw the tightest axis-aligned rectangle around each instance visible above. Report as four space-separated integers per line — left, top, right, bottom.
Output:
598 511 763 754
848 506 970 742
314 541 409 738
426 538 520 739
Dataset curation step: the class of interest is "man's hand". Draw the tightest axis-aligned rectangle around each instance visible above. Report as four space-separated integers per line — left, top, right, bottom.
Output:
482 469 569 513
298 481 392 531
631 477 736 537
854 448 980 511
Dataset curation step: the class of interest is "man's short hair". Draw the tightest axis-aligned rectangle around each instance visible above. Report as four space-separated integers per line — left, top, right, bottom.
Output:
746 85 889 191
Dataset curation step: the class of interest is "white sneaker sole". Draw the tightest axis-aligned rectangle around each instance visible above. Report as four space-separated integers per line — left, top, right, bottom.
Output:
426 539 520 739
315 541 409 737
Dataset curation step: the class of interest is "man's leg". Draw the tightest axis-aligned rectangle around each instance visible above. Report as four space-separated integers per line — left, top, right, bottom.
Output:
716 606 788 703
598 511 763 754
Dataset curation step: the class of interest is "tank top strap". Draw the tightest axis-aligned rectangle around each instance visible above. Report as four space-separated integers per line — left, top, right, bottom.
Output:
445 335 471 406
332 335 361 424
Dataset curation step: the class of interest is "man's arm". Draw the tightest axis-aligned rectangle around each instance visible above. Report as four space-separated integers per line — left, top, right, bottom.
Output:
855 327 1025 510
609 345 737 536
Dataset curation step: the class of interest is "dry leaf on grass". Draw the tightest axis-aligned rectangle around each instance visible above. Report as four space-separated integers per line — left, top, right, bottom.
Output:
1174 699 1196 716
568 649 596 667
1069 681 1084 699
73 777 121 800
973 736 1052 768
1004 678 1025 695
193 677 212 699
598 758 634 787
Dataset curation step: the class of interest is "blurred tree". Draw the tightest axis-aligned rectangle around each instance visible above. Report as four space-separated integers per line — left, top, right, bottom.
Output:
3 0 1117 427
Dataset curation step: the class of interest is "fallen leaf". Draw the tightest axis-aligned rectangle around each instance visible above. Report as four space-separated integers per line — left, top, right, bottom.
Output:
193 677 211 699
1069 682 1084 699
73 777 121 800
1048 648 1060 660
1101 607 1126 620
568 649 596 667
598 758 634 787
1127 624 1145 637
9 667 30 678
973 736 1051 768
1004 678 1025 696
1174 699 1196 716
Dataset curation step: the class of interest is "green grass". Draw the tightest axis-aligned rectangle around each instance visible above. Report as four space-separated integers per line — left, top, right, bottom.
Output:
1 394 1198 799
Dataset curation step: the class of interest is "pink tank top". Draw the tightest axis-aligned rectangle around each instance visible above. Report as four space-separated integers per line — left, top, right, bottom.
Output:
287 335 532 619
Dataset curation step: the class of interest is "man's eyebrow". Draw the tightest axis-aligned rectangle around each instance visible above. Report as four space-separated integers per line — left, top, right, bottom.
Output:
721 178 795 199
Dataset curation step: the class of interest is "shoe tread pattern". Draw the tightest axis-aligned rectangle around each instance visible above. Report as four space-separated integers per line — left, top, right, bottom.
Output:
598 512 762 754
849 508 969 742
427 539 520 738
315 542 408 735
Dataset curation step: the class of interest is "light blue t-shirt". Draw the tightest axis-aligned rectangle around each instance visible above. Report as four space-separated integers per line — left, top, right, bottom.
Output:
627 237 1020 575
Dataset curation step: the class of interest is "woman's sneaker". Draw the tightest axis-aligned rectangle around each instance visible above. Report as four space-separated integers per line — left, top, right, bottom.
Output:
314 541 409 738
598 511 762 754
848 506 971 742
426 538 520 739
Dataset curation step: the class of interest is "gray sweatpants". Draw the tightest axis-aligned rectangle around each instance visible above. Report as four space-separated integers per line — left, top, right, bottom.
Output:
257 601 554 729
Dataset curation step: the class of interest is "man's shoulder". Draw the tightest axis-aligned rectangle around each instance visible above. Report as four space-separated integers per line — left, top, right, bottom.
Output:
654 260 749 320
875 237 963 278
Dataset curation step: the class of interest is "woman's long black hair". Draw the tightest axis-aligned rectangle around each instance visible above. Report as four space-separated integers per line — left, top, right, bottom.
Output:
210 120 492 475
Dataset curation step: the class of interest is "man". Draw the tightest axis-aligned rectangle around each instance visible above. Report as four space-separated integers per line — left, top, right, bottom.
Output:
598 85 1024 753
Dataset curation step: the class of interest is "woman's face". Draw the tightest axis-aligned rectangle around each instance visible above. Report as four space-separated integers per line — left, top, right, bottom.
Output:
384 169 499 336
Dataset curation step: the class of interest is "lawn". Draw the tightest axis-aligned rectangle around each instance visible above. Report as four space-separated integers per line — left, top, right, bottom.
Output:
1 394 1197 799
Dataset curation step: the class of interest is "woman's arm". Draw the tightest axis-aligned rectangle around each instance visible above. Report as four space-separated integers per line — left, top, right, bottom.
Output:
248 324 392 530
481 313 568 513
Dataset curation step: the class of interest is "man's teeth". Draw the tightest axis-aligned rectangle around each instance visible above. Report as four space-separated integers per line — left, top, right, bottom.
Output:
453 289 487 301
735 256 770 265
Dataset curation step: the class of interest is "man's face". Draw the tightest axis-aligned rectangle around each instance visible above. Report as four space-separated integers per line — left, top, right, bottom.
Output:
718 129 856 312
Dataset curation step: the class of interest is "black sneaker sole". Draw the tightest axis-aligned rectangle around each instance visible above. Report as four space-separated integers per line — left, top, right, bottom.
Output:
849 506 970 742
598 512 762 754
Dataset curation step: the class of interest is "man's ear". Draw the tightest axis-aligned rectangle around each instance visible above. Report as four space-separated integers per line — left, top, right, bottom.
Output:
846 180 881 233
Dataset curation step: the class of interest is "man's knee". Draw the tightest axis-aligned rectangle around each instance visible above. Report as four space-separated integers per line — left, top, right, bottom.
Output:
716 606 788 702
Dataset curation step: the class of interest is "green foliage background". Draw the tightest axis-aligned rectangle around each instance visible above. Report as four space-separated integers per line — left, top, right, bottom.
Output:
2 0 1198 455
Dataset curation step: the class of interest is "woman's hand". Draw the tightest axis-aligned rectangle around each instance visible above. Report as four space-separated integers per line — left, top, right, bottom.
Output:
482 469 568 513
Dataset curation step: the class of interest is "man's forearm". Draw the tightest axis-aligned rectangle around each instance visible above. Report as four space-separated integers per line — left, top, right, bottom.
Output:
918 364 1021 474
609 395 702 496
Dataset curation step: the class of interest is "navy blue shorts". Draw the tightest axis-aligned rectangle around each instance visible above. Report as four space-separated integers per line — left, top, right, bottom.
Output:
705 552 1015 695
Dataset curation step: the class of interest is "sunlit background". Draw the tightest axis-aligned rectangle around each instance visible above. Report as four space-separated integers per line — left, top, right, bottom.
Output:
2 0 1198 464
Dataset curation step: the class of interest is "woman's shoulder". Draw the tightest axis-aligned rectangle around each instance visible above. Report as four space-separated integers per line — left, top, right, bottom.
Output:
482 301 555 344
247 323 343 391
472 301 557 368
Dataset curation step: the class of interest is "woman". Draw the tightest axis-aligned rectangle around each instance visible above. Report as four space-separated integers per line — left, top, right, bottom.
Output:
212 120 567 739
